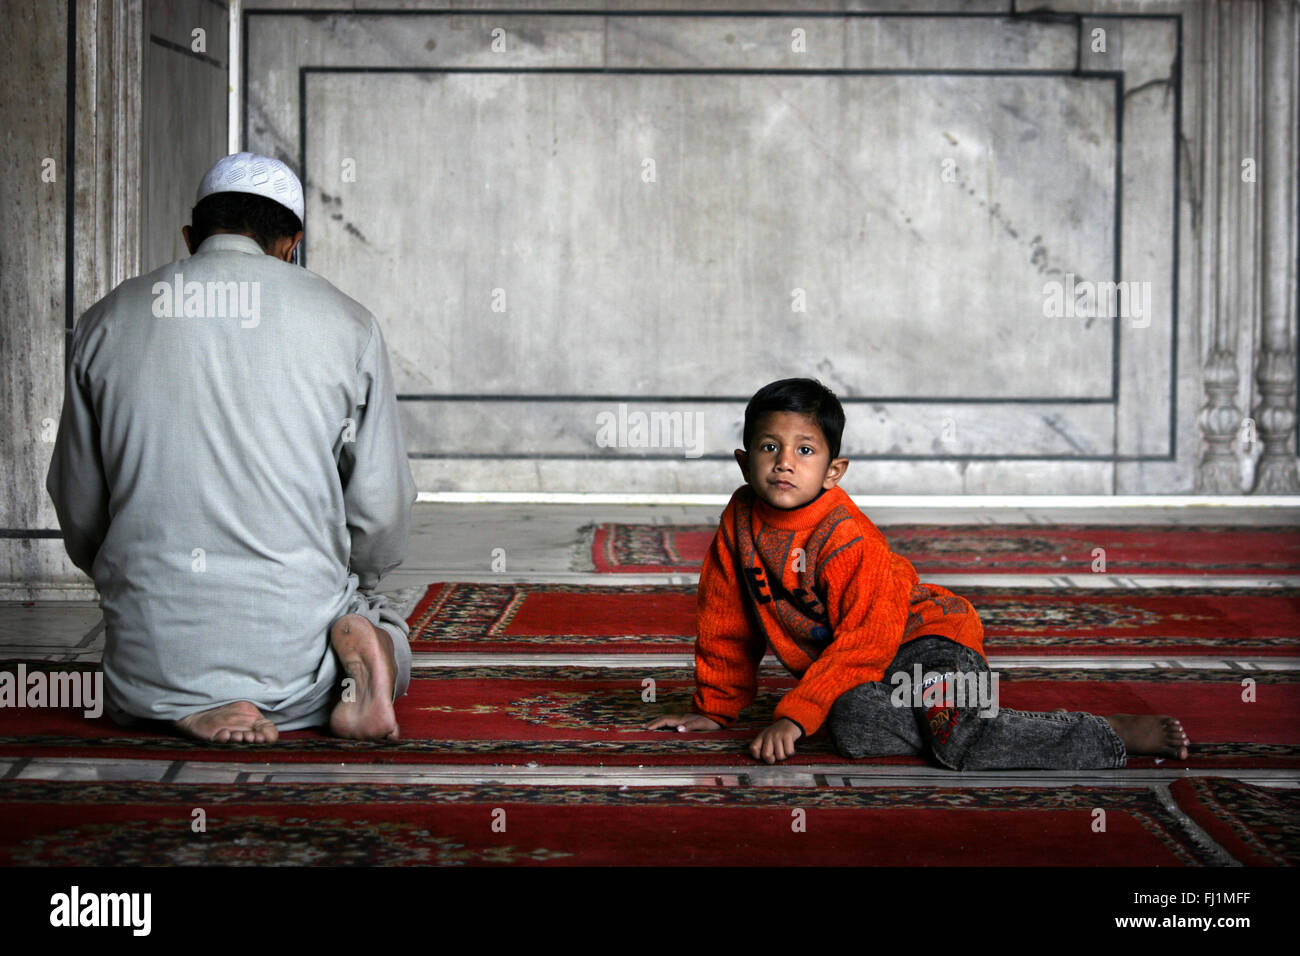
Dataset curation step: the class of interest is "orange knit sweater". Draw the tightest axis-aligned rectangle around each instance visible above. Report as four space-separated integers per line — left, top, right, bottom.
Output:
692 484 985 736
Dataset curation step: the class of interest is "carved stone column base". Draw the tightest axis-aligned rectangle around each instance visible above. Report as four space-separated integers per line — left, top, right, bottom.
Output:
1254 456 1299 493
1197 458 1244 494
1198 348 1244 493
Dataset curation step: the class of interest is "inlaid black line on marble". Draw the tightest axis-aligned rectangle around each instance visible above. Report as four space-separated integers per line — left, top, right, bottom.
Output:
1112 68 1124 417
1072 11 1082 77
297 64 307 265
240 3 251 152
245 9 1180 22
0 531 63 539
404 452 1168 462
397 394 1116 404
1172 14 1183 464
76 619 104 650
63 0 75 376
150 34 226 71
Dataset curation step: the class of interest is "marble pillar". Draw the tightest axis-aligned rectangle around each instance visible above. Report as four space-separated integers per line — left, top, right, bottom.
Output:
1251 0 1299 492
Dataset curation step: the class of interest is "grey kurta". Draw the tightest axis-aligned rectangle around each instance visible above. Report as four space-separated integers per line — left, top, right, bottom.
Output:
46 233 417 730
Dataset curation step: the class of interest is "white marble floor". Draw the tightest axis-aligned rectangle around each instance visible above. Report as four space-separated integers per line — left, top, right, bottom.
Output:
4 756 1295 791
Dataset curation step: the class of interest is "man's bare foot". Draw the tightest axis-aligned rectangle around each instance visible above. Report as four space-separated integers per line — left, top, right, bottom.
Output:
1106 714 1190 760
174 700 278 744
329 614 400 741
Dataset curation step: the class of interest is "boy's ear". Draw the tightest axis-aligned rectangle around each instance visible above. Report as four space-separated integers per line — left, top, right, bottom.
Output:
821 457 850 489
734 448 750 481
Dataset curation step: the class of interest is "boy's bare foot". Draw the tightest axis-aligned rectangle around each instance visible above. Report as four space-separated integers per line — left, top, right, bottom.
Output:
329 613 400 741
174 700 278 744
1106 714 1190 760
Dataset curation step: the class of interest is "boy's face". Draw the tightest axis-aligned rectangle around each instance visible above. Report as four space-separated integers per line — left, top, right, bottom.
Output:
735 411 849 509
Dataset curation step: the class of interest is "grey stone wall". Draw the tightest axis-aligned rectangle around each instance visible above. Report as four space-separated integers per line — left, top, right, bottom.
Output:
236 1 1297 495
1 1 71 595
1 0 228 597
142 0 230 273
1 0 1296 595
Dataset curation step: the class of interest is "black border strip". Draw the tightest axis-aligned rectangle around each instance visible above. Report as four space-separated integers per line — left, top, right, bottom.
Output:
0 531 63 539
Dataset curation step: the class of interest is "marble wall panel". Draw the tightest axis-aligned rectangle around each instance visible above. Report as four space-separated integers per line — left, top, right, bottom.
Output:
1112 19 1179 460
242 9 1183 490
1 1 230 594
141 0 229 272
0 1 70 590
303 70 1117 401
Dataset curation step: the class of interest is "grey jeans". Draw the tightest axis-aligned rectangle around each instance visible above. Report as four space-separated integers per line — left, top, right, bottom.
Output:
826 636 1127 770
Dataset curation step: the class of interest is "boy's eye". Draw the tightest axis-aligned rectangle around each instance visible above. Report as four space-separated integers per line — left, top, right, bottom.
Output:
761 442 777 452
799 446 814 455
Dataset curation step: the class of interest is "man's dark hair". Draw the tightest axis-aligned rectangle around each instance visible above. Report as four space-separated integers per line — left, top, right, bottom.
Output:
189 191 302 252
742 378 846 459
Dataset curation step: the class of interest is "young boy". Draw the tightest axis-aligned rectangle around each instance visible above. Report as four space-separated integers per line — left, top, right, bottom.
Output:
648 378 1190 768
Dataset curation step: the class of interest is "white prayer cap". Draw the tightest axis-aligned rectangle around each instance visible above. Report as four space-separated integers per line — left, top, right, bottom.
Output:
196 152 304 225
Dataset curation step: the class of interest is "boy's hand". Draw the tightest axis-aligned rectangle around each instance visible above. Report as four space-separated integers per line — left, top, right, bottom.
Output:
646 713 722 732
749 718 803 764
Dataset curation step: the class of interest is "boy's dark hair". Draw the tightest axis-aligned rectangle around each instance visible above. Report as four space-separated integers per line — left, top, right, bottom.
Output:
743 378 846 459
189 191 303 252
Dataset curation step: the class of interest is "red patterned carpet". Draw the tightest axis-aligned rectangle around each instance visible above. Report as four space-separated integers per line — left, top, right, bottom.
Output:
592 523 1300 574
408 582 1300 656
1 662 1294 768
1168 777 1300 866
4 561 1298 867
2 778 1293 866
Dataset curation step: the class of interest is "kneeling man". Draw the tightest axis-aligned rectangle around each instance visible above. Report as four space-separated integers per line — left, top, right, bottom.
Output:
47 153 417 743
